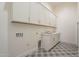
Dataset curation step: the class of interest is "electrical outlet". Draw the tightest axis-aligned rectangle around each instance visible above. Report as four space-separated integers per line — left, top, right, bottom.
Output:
16 32 23 37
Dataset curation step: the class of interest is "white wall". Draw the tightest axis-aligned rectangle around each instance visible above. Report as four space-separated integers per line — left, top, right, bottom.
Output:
0 3 8 57
57 3 77 45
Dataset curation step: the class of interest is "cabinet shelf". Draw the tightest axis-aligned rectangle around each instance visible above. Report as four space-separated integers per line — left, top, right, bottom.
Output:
11 20 56 28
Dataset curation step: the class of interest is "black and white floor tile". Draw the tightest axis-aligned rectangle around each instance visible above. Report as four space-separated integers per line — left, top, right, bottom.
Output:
26 42 78 57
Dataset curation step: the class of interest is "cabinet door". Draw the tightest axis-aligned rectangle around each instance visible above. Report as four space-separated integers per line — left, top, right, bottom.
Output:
49 12 56 26
30 3 40 24
46 10 51 26
52 14 56 27
49 12 53 26
44 9 50 25
13 2 30 22
40 5 47 25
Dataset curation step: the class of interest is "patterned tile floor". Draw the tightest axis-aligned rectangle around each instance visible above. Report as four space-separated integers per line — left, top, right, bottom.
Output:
26 42 78 57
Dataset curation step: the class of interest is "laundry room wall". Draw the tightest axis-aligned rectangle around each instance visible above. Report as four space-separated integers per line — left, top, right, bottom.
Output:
0 2 8 57
56 3 77 46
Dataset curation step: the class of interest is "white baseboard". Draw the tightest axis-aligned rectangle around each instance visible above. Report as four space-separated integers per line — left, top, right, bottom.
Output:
17 47 38 57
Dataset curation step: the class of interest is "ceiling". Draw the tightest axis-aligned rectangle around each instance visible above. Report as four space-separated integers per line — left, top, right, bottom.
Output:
47 2 77 15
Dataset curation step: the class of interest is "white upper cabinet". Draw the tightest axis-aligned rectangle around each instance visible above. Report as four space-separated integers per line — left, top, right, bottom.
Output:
30 3 41 24
12 2 56 27
12 2 30 22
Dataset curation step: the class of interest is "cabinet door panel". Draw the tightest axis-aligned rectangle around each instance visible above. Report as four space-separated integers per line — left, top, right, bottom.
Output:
44 9 50 25
49 12 53 26
30 3 40 24
52 14 56 26
40 5 47 25
46 11 51 26
49 12 56 26
13 2 30 22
